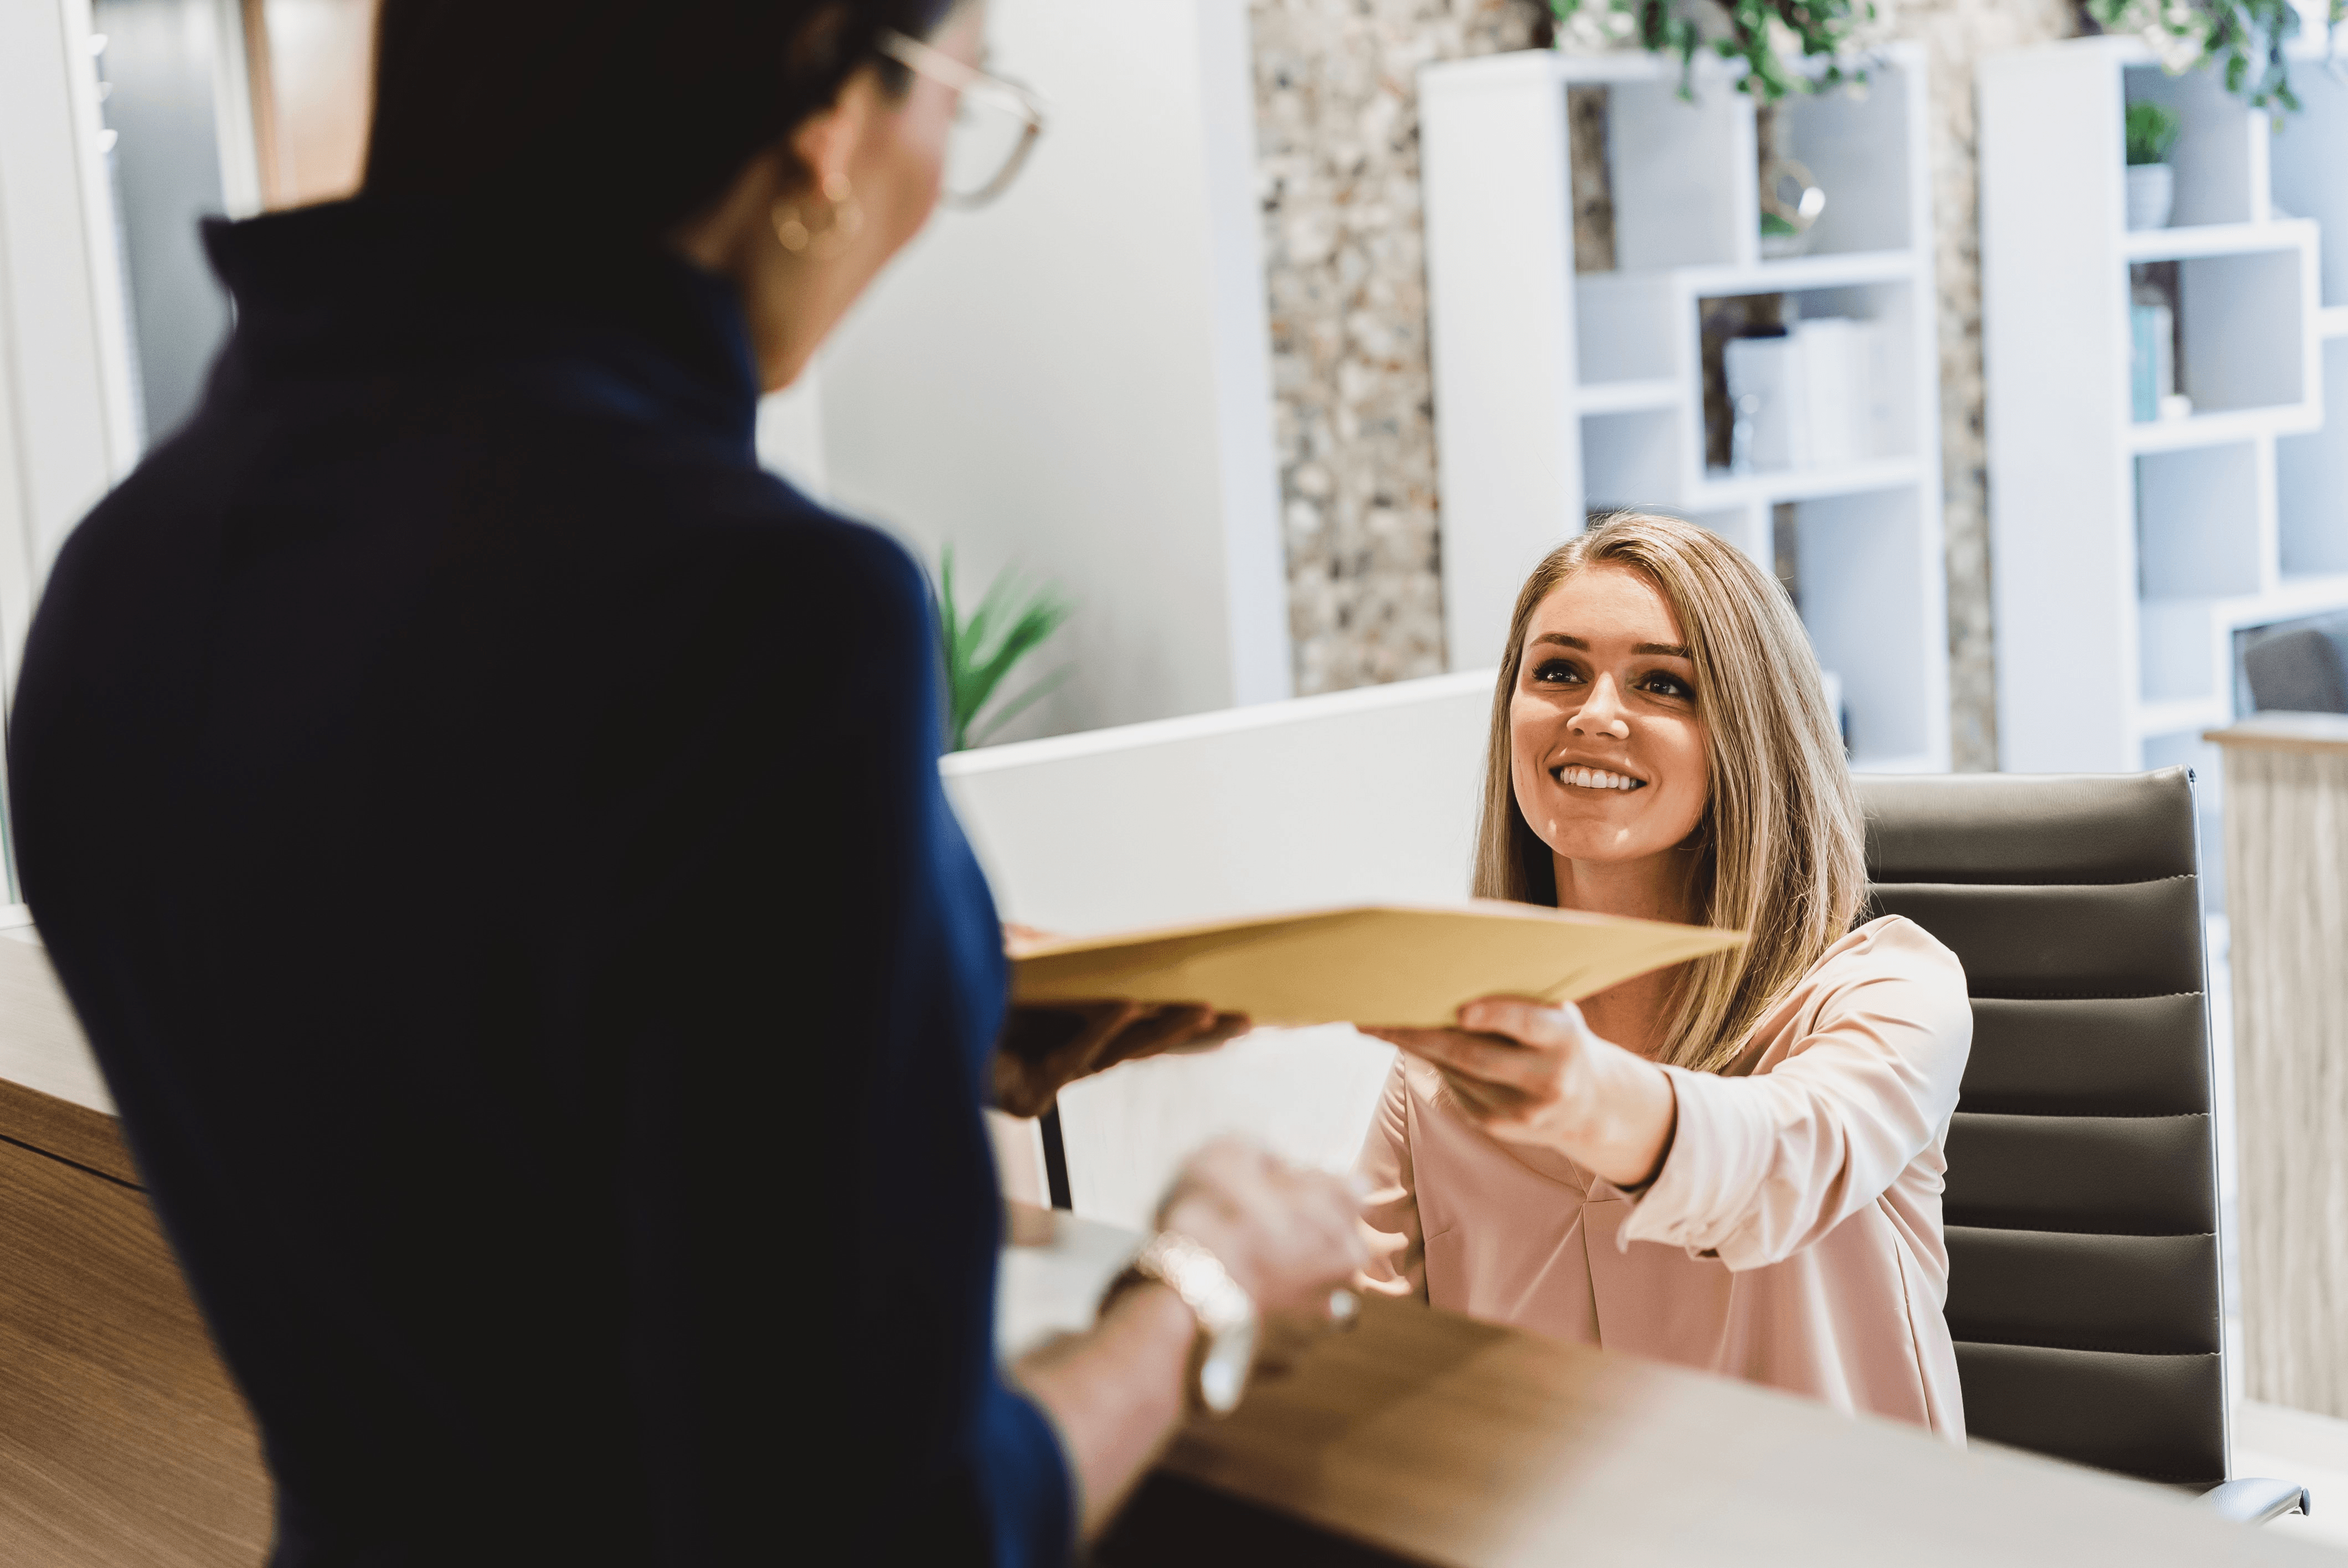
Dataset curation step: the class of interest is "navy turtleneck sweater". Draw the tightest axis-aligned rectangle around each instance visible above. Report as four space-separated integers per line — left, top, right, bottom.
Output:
7 201 1070 1565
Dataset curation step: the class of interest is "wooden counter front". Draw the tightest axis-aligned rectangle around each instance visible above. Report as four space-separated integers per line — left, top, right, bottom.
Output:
0 965 271 1566
1071 1251 2336 1566
2207 714 2348 1424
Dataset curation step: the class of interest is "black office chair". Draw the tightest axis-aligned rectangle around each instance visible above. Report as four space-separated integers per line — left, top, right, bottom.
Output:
1856 766 2307 1525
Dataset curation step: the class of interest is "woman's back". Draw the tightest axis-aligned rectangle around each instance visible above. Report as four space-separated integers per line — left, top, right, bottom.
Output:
8 201 1061 1562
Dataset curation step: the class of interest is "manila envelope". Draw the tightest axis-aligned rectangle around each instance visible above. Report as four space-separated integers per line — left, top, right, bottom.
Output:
1009 900 1746 1029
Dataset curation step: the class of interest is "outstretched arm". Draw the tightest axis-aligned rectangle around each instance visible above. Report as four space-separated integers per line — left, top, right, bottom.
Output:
1013 1141 1368 1537
1366 996 1678 1189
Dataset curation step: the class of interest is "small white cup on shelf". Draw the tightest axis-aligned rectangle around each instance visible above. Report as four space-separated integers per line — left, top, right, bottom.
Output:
2126 163 2174 231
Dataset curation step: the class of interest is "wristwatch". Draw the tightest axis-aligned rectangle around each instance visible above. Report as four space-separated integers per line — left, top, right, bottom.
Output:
1113 1230 1259 1416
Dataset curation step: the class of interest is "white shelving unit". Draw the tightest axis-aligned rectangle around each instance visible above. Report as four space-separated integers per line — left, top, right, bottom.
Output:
1981 34 2348 779
1419 43 1949 773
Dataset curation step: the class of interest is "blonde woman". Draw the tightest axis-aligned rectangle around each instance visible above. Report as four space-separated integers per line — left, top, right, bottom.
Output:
1358 511 1973 1438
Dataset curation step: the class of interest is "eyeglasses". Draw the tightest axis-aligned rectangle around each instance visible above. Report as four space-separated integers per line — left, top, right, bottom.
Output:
877 30 1047 209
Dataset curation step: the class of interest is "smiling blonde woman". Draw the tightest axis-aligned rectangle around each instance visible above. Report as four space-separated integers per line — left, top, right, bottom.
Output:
1358 510 1974 1438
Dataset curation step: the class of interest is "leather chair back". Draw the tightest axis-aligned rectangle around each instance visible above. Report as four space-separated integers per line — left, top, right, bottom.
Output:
1855 768 2223 1487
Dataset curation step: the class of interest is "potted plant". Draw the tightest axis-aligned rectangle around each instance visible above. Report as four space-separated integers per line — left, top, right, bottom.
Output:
2124 101 2182 230
936 548 1073 753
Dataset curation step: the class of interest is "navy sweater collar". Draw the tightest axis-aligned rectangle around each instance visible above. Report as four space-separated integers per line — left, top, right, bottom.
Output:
203 198 762 452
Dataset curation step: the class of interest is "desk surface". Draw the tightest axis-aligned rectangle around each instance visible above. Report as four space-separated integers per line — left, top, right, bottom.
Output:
2206 712 2348 754
1000 1205 2332 1566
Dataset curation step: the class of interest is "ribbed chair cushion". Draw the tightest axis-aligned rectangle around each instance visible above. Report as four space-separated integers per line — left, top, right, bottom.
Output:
1855 767 2223 1487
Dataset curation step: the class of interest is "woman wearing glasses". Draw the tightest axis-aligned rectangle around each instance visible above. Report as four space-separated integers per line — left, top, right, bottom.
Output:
7 2 1362 1563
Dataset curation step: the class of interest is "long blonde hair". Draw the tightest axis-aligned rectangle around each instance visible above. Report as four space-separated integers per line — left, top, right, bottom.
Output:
1472 511 1865 1074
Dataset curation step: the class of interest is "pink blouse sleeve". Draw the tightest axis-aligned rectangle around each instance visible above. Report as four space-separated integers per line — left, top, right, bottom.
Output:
1354 1056 1428 1300
1617 919 1972 1271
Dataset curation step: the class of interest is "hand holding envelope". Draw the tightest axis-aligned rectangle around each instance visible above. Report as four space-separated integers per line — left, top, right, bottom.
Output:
994 900 1744 1116
1010 900 1746 1028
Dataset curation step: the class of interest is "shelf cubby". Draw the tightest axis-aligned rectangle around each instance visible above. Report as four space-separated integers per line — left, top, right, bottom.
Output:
2269 59 2348 307
1421 45 1947 768
2139 597 2220 707
1776 65 1919 257
2122 60 2270 227
1602 64 1757 270
2170 239 2317 414
2136 440 2270 600
1792 487 1936 768
2276 337 2348 575
1581 408 1680 506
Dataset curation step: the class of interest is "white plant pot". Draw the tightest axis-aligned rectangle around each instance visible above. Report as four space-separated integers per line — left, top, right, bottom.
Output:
2126 163 2175 231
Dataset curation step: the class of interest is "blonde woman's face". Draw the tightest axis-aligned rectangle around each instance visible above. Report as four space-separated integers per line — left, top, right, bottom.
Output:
1509 563 1710 865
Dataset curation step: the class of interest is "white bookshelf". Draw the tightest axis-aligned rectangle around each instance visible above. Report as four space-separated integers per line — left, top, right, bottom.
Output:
1419 43 1949 773
1981 34 2348 778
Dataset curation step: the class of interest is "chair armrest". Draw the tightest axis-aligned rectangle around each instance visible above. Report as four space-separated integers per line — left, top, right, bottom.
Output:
2199 1478 2311 1526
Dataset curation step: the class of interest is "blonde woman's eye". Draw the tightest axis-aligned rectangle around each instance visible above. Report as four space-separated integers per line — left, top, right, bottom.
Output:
1532 658 1584 685
1641 672 1693 699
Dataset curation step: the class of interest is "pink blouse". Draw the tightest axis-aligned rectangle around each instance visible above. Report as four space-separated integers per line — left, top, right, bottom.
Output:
1357 915 1973 1440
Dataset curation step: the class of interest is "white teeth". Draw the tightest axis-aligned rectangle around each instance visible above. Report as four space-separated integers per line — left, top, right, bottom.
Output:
1557 766 1643 792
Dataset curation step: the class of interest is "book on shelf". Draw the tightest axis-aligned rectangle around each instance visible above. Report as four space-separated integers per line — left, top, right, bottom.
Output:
1723 316 1893 474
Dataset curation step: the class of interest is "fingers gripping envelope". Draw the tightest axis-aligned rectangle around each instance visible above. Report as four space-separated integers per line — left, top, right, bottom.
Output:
1009 901 1746 1028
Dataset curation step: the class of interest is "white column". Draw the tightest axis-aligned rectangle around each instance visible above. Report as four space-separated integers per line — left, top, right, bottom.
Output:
813 0 1290 740
0 0 142 710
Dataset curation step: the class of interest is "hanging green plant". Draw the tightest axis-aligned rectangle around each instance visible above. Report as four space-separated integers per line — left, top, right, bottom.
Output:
1545 0 1879 102
2087 0 2341 115
936 547 1074 754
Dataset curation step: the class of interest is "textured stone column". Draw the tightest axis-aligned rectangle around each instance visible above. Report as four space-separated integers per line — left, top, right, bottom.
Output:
2215 717 2348 1419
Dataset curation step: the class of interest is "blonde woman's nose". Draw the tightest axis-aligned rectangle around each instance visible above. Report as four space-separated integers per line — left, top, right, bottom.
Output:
1570 674 1633 740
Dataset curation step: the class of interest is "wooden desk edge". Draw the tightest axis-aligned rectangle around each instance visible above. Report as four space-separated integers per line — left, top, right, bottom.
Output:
0 1073 141 1187
2206 714 2348 754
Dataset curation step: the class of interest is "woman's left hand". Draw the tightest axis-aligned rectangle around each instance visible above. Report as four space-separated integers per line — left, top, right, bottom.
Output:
994 1001 1252 1117
994 922 1250 1116
1364 997 1677 1190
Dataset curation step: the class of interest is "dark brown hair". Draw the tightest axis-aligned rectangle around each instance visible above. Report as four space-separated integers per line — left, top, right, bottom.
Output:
364 0 957 237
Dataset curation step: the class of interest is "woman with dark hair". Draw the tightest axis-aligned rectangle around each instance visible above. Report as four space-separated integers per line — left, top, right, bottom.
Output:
6 3 1364 1562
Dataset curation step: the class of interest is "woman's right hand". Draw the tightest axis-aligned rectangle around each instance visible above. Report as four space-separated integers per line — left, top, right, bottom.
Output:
1153 1138 1368 1316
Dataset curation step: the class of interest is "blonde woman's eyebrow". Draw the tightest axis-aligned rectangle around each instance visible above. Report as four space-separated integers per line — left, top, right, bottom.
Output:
1531 632 1693 659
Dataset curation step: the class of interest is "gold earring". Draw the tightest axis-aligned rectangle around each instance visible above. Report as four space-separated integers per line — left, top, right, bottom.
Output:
770 174 865 260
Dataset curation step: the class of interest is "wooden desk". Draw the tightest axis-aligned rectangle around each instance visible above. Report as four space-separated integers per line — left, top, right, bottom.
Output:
0 936 270 1567
2207 714 2348 1424
1002 1206 2333 1566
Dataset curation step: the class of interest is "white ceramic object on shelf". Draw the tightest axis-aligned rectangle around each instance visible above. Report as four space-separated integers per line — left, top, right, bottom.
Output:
2127 161 2176 229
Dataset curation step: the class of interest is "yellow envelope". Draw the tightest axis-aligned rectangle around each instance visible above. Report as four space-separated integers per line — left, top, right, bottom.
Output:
1010 900 1746 1028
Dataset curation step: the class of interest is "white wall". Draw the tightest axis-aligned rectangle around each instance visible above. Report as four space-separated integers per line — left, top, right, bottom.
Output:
816 0 1290 742
945 668 1494 1228
0 0 141 715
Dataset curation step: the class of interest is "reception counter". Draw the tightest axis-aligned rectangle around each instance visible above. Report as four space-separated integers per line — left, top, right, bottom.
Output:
0 922 2330 1564
1005 1205 2334 1566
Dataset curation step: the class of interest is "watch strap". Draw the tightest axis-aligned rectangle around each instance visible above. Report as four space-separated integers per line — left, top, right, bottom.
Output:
1117 1229 1259 1415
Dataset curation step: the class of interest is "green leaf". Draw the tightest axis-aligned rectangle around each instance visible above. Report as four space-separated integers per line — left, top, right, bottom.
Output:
932 549 1075 753
971 664 1074 747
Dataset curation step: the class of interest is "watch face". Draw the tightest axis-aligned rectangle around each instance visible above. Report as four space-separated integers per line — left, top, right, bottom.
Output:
1197 1317 1257 1415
